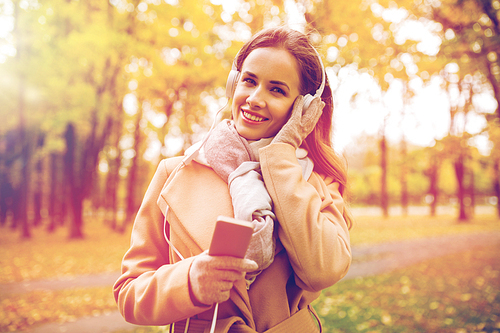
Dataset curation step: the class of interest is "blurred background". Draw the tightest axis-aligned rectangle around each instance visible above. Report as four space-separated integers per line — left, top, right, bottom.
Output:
0 0 499 237
1 1 500 332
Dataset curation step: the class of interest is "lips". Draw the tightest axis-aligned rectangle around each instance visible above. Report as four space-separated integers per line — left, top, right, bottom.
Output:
242 110 268 122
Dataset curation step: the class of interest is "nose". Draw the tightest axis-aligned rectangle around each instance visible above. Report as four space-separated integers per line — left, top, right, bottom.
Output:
246 86 266 109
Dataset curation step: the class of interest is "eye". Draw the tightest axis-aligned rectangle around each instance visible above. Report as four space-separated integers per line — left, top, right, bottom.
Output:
271 87 286 95
242 77 256 86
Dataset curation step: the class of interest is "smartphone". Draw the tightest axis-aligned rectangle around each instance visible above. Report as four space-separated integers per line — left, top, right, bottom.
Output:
208 216 254 258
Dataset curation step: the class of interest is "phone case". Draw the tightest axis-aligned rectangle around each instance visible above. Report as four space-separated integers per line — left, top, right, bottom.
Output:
208 216 254 258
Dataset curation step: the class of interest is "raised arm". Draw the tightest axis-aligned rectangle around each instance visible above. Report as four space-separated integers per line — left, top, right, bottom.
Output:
259 143 351 292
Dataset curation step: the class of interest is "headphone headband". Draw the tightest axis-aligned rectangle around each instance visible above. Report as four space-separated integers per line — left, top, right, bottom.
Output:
225 59 240 99
303 47 326 110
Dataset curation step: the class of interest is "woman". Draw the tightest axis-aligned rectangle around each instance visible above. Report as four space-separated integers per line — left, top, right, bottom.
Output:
114 26 353 333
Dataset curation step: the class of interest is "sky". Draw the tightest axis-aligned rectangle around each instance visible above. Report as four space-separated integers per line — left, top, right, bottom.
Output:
330 67 496 155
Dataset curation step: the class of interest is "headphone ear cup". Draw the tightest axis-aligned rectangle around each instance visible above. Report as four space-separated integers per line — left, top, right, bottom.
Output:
226 70 241 99
302 94 314 111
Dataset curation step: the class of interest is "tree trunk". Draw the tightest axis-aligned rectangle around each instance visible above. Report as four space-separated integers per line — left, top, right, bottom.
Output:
468 167 475 219
47 153 59 232
104 87 124 231
494 160 500 218
123 107 143 229
454 153 468 222
64 123 84 239
13 0 30 239
428 152 439 217
104 164 119 230
69 191 84 239
0 174 14 227
33 133 45 227
18 96 30 239
400 137 408 216
33 157 42 227
0 134 15 227
104 140 122 230
380 133 389 218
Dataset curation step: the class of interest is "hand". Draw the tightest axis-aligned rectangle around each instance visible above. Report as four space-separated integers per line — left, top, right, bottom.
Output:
272 95 325 148
189 252 258 305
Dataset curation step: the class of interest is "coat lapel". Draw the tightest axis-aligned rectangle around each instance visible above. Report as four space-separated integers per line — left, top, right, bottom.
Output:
158 160 256 326
160 161 234 252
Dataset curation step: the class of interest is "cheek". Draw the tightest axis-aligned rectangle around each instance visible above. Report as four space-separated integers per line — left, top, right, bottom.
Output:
231 91 245 118
231 86 245 111
267 104 292 135
231 99 237 119
274 103 293 124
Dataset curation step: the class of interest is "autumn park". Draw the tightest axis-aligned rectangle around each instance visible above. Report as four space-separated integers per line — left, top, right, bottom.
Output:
1 0 500 332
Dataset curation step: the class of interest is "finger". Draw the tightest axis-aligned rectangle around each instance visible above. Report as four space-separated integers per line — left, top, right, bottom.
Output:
214 290 231 303
242 259 259 271
198 258 249 281
290 95 305 118
293 95 305 107
215 280 235 292
305 96 323 113
302 98 324 124
210 268 245 283
208 256 258 272
205 280 234 303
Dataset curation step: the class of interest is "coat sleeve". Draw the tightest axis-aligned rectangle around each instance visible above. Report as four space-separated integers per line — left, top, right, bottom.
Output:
113 159 210 326
259 143 351 292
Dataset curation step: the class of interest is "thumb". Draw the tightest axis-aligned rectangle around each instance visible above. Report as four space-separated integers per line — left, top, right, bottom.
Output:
290 95 305 118
242 259 259 272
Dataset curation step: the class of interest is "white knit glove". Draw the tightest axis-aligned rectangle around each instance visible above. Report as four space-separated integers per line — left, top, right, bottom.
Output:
189 252 258 305
272 95 324 148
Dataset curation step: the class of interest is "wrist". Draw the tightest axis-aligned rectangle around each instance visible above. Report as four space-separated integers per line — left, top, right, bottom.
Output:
188 260 213 307
188 279 212 307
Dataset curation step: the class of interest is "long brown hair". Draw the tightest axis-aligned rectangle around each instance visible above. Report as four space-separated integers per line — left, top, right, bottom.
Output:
235 26 353 229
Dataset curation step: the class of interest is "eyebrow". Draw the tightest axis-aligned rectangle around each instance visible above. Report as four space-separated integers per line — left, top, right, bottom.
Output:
243 71 290 91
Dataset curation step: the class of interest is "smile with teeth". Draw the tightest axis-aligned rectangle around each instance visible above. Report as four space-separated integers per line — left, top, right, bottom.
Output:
242 110 267 122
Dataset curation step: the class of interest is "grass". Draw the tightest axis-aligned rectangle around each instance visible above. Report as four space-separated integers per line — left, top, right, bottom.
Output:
0 219 132 283
0 218 132 331
0 286 116 331
312 244 500 332
0 211 499 332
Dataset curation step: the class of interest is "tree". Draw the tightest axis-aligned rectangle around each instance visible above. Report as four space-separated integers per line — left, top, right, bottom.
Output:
488 118 500 217
424 144 442 216
123 100 144 229
380 119 389 217
423 0 500 119
409 0 500 218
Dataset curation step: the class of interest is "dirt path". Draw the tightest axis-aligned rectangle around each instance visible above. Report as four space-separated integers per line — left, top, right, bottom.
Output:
8 231 500 333
345 231 500 279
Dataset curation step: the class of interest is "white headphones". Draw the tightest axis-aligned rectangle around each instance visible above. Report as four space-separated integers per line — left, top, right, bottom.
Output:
225 46 326 111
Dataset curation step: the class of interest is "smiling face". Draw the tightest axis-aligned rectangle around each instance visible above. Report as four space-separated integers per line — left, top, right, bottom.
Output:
231 47 301 141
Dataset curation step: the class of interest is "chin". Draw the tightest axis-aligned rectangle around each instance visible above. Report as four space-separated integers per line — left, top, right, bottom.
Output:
237 130 259 141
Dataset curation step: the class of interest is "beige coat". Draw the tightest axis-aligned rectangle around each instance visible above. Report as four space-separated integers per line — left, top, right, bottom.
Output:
113 143 351 332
